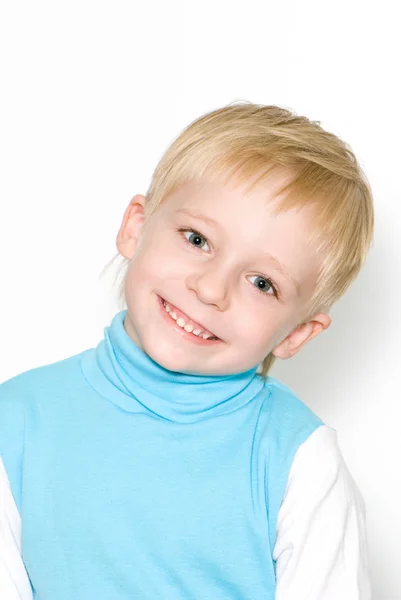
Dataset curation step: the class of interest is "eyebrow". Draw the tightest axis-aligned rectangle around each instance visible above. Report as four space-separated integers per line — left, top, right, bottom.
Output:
176 208 221 229
175 208 302 296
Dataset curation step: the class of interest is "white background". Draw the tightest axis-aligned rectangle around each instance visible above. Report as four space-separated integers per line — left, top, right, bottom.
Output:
0 1 399 597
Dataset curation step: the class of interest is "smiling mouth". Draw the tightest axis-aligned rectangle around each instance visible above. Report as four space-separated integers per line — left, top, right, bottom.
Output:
159 296 220 341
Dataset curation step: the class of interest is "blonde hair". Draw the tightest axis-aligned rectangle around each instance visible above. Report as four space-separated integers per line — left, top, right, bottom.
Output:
104 101 374 379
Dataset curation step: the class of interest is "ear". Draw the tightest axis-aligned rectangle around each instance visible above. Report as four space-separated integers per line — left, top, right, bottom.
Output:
272 313 331 359
116 194 147 260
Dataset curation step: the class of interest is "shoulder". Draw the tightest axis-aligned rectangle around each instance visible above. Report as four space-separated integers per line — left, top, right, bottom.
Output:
255 375 326 488
264 375 323 424
0 349 90 407
0 349 95 513
260 375 325 448
0 350 92 509
0 349 93 434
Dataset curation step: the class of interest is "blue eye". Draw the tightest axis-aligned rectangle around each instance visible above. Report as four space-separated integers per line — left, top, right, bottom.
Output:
179 228 210 251
188 232 206 247
248 275 277 297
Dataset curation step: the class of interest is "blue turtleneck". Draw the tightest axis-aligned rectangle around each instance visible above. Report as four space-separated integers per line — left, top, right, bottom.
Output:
0 310 323 600
82 309 265 422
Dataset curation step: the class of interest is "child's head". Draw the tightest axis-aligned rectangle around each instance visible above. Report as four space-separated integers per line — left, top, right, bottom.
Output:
110 102 374 378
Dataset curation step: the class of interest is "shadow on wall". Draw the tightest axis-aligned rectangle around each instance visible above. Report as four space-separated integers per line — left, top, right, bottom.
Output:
270 234 388 415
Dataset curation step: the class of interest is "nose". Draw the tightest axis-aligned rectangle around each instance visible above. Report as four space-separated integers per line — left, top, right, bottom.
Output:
186 263 230 311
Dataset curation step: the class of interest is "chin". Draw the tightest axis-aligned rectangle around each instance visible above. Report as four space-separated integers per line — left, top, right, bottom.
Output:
141 335 188 371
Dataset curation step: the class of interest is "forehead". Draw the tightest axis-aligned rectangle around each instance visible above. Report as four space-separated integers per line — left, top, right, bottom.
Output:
159 178 321 295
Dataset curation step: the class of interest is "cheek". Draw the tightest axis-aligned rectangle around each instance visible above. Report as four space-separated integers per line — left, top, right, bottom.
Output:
237 309 289 346
124 239 182 291
236 311 271 342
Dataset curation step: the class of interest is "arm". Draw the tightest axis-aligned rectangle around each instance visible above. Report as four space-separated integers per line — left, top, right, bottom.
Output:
273 425 371 599
0 457 33 600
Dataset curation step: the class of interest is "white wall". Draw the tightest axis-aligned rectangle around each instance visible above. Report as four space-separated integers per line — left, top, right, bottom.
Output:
1 1 399 597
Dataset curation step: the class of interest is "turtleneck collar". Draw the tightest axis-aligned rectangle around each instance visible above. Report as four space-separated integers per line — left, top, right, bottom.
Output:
81 310 266 423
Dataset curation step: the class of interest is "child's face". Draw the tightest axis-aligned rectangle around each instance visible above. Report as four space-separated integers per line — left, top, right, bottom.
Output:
117 177 331 375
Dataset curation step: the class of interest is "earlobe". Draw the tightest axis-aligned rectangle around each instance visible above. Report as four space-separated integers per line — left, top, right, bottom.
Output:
272 313 331 360
116 194 147 260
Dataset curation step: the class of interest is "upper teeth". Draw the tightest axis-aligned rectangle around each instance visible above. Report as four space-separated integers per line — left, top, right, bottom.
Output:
163 301 215 340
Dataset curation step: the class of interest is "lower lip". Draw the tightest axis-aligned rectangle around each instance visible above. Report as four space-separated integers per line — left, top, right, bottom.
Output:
157 295 222 346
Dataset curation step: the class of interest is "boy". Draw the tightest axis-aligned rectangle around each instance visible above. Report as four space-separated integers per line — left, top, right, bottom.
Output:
0 102 373 598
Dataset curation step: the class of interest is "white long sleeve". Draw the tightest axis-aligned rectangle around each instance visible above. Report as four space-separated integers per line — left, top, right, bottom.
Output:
273 424 371 599
0 458 32 600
